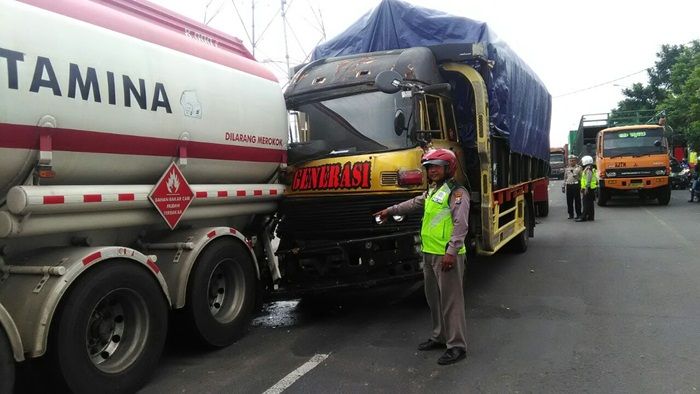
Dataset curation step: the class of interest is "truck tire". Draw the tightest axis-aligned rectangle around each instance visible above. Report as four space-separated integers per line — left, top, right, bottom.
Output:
535 201 549 217
50 261 168 394
598 186 609 206
657 185 671 205
0 326 15 394
184 240 256 347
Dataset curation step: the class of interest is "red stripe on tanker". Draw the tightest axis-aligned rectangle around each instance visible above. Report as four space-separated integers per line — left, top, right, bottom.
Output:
0 1 287 194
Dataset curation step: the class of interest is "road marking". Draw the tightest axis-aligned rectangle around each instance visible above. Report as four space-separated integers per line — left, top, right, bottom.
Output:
263 353 330 394
643 208 693 249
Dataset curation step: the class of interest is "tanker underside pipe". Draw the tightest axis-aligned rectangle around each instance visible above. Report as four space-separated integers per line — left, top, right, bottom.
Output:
0 202 278 238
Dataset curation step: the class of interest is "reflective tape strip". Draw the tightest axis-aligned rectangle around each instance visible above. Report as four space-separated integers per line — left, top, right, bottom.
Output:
118 193 135 201
429 208 451 228
43 196 64 204
83 194 102 203
82 251 102 265
146 258 160 273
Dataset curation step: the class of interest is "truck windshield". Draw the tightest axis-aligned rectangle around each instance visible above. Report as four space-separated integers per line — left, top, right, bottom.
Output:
602 129 665 157
550 153 564 164
289 91 414 161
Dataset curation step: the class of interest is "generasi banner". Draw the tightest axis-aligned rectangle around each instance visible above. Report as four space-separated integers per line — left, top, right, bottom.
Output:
291 161 371 192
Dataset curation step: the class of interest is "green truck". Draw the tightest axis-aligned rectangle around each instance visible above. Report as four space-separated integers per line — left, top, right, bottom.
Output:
568 110 665 158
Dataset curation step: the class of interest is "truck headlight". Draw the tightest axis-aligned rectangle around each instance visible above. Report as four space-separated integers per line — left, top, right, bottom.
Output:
392 215 405 222
655 169 666 175
606 171 617 177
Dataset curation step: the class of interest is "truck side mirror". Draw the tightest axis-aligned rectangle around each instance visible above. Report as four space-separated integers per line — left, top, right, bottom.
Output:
374 70 403 94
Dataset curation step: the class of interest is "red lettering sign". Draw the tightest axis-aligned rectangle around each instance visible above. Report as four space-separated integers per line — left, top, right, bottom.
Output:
291 161 372 191
149 162 194 229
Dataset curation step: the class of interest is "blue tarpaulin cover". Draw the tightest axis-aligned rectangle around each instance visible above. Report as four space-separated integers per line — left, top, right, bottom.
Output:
311 0 551 161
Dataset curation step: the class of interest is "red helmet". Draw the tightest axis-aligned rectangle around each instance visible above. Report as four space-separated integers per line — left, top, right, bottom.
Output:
421 148 457 177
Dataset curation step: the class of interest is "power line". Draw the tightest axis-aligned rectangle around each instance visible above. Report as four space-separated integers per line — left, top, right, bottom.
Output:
553 68 649 98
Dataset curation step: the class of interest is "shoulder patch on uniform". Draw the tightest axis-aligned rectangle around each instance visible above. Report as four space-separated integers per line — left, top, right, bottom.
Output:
454 190 463 204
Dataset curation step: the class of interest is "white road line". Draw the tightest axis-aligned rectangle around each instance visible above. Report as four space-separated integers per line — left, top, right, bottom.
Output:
643 208 693 249
263 353 330 394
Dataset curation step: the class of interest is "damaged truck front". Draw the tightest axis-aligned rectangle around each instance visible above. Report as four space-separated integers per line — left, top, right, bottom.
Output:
274 0 551 296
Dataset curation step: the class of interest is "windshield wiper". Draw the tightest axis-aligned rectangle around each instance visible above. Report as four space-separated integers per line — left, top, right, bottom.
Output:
632 151 664 158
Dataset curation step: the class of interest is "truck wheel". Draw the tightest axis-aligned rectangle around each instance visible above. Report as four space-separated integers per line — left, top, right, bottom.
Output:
49 261 168 394
657 185 671 205
0 326 15 394
535 201 549 217
598 187 608 206
184 240 256 347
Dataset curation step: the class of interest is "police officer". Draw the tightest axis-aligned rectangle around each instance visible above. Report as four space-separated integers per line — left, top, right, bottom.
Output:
374 149 469 365
563 155 582 219
576 155 597 222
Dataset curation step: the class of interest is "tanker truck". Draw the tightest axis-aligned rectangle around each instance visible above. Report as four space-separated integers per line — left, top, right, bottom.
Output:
276 0 551 295
0 0 287 391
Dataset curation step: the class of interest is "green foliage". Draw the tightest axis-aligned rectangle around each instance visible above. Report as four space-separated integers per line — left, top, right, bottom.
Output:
613 40 700 151
660 41 700 150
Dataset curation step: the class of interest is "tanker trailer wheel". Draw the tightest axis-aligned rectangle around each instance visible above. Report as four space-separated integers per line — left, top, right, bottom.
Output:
184 239 256 347
49 261 168 394
0 325 15 394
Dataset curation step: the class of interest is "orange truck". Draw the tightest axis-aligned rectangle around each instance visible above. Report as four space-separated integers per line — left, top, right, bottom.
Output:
596 125 671 205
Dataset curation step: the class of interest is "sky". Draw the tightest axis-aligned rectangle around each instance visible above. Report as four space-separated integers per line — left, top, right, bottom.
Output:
150 0 699 147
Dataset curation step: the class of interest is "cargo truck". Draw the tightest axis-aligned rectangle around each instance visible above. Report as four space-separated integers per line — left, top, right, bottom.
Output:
276 0 551 295
0 0 287 391
569 113 609 158
569 112 671 205
596 125 671 205
549 146 568 179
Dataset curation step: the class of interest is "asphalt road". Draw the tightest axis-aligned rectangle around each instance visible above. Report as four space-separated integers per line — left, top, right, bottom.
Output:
135 182 700 393
20 181 699 393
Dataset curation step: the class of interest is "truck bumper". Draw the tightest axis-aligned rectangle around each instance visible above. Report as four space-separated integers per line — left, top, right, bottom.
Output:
603 177 668 190
275 231 423 296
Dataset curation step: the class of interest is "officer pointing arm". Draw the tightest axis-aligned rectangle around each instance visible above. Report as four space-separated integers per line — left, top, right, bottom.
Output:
373 148 469 365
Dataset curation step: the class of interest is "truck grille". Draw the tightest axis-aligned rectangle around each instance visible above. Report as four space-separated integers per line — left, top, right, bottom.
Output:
380 171 399 185
277 193 423 240
605 167 665 178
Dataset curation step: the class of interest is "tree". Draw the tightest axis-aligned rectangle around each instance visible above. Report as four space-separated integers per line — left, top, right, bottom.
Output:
612 40 700 151
659 41 700 150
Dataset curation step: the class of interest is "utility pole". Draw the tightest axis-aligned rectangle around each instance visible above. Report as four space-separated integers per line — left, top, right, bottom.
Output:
281 0 290 74
251 1 255 57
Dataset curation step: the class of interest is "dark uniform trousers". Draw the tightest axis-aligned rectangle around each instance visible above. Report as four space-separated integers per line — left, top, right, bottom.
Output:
582 189 595 220
423 253 467 350
566 183 581 218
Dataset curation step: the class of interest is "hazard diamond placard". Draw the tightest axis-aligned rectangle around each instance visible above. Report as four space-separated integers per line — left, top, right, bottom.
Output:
149 162 194 229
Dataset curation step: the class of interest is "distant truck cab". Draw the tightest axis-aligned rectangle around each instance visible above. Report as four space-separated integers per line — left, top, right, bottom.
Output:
549 147 567 179
596 125 671 205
